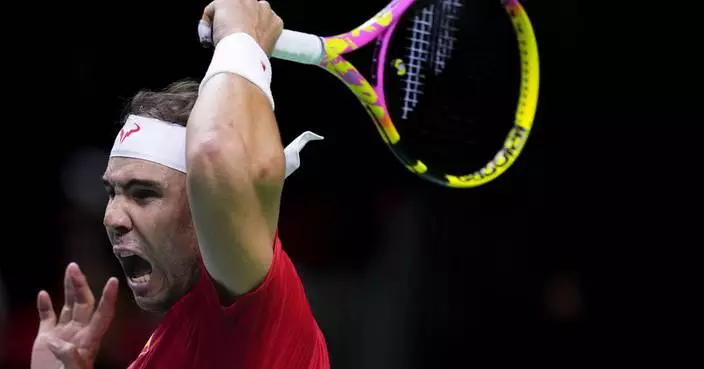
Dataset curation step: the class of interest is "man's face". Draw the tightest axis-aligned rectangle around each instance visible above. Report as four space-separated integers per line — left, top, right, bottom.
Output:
102 157 200 313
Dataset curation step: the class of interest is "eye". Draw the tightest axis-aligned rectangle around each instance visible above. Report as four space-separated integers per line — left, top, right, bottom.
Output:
104 186 115 199
132 188 158 201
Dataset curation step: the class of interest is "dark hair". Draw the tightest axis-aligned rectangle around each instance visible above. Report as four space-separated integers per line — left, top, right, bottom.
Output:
122 79 200 127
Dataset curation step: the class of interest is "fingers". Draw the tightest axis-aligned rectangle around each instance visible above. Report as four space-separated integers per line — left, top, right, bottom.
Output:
259 1 280 24
199 0 282 50
198 19 214 46
258 1 278 23
57 262 97 326
58 263 77 325
199 1 216 46
46 336 86 369
69 264 96 324
37 290 57 333
257 0 283 56
201 1 215 24
86 277 119 341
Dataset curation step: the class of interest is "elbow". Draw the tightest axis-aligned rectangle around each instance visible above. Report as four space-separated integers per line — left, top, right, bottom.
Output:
249 146 285 185
187 136 285 186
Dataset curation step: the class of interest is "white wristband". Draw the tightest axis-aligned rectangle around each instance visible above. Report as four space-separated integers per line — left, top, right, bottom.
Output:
199 33 275 110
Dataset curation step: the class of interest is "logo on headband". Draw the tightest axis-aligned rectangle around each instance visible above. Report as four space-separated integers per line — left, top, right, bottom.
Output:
119 122 141 143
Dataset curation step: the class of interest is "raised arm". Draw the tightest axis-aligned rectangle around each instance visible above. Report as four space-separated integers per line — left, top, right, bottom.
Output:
186 0 285 299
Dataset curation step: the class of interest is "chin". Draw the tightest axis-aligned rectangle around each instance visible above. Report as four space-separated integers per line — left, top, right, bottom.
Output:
129 264 201 313
131 279 193 313
134 296 170 313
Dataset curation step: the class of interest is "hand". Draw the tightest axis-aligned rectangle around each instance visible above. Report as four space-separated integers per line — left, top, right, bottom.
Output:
201 0 284 56
31 263 119 369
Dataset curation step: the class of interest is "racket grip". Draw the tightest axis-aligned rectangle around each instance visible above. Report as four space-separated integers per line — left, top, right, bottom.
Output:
272 30 325 65
198 21 324 66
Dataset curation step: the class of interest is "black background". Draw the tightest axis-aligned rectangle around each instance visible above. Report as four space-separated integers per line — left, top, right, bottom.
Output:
0 0 696 368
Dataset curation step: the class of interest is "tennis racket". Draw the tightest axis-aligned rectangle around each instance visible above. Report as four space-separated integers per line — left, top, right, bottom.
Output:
199 0 540 188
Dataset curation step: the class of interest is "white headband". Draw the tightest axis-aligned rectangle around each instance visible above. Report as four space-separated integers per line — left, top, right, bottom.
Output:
110 114 323 178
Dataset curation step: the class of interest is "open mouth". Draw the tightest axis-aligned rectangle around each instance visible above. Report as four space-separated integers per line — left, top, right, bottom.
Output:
117 251 153 284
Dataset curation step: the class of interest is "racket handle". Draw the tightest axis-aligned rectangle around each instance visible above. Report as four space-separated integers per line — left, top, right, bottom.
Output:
198 21 324 65
272 30 325 65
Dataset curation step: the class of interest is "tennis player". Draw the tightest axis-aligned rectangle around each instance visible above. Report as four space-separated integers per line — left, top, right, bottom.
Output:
29 0 329 368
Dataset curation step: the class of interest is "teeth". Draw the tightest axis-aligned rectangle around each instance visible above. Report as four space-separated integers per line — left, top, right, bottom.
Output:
132 274 151 284
117 250 135 258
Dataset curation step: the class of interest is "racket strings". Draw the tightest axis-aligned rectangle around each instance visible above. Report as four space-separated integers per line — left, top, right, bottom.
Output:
383 0 521 175
427 0 462 76
400 6 433 120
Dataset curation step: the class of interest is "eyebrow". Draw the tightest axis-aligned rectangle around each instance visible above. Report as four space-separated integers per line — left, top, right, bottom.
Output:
102 178 163 191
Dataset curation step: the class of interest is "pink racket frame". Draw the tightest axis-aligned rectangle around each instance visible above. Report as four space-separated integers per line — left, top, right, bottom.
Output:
316 0 414 148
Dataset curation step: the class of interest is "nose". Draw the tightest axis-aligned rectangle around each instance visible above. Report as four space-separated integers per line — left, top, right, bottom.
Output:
103 198 132 237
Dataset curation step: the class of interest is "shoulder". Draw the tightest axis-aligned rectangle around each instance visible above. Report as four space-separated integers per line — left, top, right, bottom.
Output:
133 235 330 369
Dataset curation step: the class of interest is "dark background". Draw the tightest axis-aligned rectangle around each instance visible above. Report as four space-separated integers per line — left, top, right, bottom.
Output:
0 0 695 368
